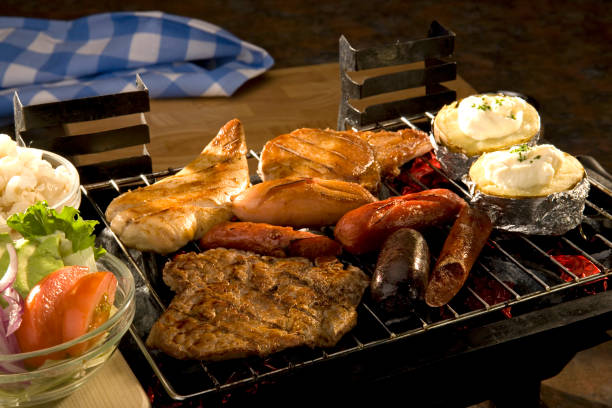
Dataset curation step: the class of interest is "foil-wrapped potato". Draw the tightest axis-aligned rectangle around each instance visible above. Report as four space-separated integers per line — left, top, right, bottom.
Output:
431 92 540 179
463 143 589 235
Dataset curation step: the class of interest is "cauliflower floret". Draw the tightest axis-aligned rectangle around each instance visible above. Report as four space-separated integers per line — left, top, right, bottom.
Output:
0 134 17 157
0 135 74 222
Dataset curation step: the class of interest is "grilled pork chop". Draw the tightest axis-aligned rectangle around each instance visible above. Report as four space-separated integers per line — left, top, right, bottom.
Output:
105 119 250 254
146 248 369 361
258 128 381 193
354 128 432 178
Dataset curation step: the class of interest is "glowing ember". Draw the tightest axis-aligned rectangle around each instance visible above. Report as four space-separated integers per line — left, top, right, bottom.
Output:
398 152 448 194
466 276 515 318
553 254 607 293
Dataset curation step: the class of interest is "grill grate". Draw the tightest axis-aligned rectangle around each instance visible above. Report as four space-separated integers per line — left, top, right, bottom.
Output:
80 113 611 401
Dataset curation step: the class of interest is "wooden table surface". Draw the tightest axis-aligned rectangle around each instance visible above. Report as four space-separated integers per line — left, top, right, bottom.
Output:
57 62 475 408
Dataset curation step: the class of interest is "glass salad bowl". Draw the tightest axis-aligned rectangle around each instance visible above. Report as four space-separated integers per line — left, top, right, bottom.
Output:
0 252 135 407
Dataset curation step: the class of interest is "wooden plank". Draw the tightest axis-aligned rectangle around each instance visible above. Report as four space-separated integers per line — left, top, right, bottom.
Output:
50 352 150 408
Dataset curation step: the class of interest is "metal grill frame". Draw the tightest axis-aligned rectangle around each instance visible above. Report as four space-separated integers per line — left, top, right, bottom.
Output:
79 112 612 403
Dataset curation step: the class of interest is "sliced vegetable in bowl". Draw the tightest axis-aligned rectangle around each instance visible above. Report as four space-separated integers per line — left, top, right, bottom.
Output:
0 202 135 406
4 202 105 298
60 270 117 358
15 265 89 368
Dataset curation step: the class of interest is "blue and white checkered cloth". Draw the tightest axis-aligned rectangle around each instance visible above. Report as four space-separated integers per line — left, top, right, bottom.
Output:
0 11 274 120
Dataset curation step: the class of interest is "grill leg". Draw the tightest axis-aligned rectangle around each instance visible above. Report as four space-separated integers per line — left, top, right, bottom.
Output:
490 381 542 408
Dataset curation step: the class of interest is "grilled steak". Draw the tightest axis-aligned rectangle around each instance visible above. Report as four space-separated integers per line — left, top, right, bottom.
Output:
146 248 369 361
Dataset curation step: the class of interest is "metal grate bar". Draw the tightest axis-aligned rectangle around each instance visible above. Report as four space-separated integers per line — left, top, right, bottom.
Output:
83 168 181 192
249 149 261 161
139 174 151 186
362 302 396 338
445 304 459 318
421 156 471 197
588 175 612 197
384 181 402 195
400 115 420 130
351 334 364 347
520 236 580 281
466 287 490 309
246 364 259 379
561 237 607 272
202 364 222 390
126 325 183 400
489 238 551 290
595 233 612 249
477 262 522 300
586 200 612 221
407 173 429 191
80 185 166 309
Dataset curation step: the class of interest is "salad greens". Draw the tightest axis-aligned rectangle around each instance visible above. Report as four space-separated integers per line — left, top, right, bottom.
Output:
1 202 105 298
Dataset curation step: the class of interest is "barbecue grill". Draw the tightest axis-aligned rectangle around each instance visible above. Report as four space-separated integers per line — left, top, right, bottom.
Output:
76 110 612 406
18 22 612 407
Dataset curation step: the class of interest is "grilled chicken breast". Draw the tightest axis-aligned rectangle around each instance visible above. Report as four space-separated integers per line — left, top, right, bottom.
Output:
258 128 381 193
354 128 432 178
105 119 250 254
146 248 369 361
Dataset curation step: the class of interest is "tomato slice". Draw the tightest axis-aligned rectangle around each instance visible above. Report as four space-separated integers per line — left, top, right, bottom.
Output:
61 271 117 357
15 266 89 367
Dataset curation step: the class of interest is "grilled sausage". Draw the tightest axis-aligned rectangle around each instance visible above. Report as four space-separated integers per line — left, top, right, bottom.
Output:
231 177 377 228
370 228 430 315
334 189 466 254
425 205 493 307
199 221 342 260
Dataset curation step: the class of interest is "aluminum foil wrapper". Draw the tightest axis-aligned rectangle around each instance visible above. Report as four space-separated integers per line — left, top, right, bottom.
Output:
462 176 590 236
428 132 474 180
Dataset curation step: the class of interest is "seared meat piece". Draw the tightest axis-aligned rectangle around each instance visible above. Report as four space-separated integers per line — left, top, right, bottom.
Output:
231 177 377 229
199 221 342 260
258 128 381 193
354 128 432 178
105 119 250 254
146 248 369 361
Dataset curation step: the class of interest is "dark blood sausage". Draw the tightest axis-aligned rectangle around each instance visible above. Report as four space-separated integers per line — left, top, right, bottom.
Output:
425 205 493 307
334 189 466 254
370 228 430 315
199 221 342 260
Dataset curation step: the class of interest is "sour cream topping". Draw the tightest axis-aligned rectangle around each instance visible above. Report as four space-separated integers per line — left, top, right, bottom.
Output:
482 144 564 190
457 94 524 140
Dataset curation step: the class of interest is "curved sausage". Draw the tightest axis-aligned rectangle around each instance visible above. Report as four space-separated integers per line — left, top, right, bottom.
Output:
425 205 493 307
370 228 430 315
334 189 466 254
199 221 341 260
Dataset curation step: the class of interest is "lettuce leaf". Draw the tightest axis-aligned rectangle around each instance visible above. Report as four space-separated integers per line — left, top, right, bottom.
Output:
7 202 105 259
